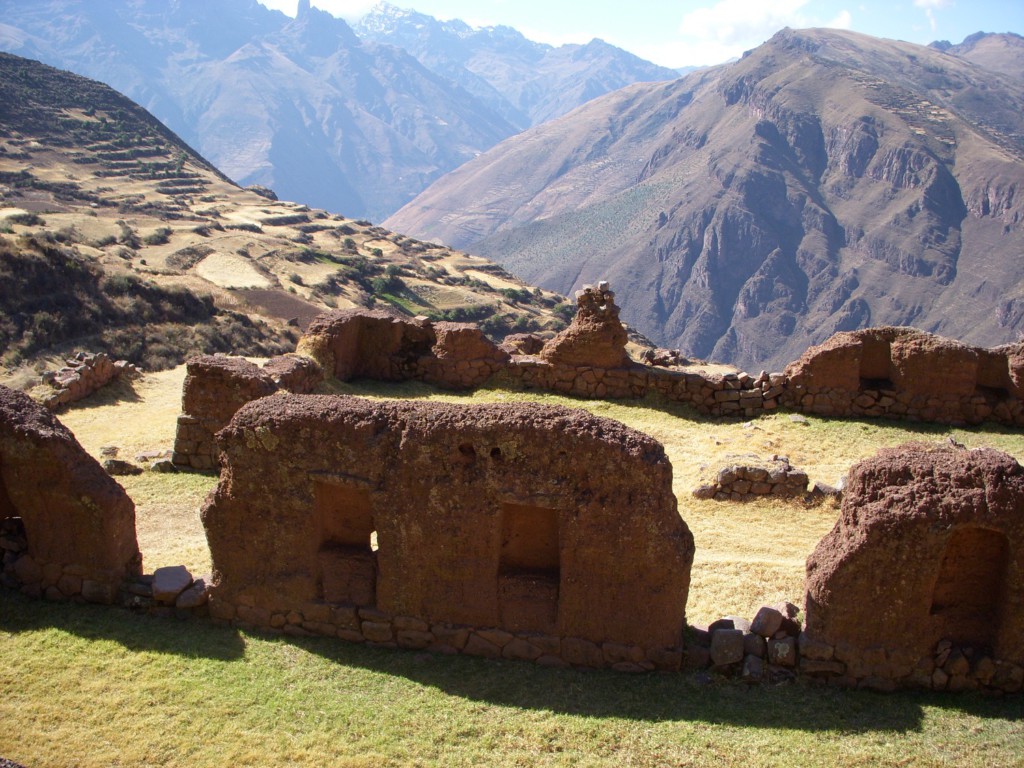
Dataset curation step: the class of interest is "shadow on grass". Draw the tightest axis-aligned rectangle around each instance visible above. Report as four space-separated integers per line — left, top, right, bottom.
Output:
0 590 244 660
283 631 1024 733
5 590 1021 731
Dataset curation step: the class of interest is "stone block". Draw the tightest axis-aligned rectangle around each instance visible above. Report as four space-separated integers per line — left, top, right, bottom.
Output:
709 629 744 666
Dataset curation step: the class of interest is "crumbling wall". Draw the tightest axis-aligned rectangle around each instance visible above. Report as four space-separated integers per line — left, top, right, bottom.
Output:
202 394 694 670
783 327 1024 426
0 385 141 602
802 443 1024 692
172 354 323 470
41 351 141 410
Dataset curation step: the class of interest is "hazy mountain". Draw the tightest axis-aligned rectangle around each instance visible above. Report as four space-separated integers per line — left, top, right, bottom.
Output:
386 28 1024 371
0 0 679 222
0 52 565 371
931 32 1024 81
0 0 514 221
353 2 680 130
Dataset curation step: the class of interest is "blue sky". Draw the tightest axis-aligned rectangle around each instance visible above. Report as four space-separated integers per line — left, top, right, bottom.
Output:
256 0 1024 67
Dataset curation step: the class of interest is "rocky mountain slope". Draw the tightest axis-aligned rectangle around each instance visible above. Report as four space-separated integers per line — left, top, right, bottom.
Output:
387 29 1024 371
353 2 679 130
0 52 565 374
0 0 675 221
931 31 1024 81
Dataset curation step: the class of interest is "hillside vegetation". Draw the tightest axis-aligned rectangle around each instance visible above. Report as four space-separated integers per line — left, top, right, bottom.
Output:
0 52 567 374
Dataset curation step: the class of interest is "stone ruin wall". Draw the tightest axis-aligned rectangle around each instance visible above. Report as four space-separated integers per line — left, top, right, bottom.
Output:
174 286 1024 474
782 327 1024 427
172 354 323 470
201 394 695 671
41 351 141 411
800 443 1024 694
0 385 141 603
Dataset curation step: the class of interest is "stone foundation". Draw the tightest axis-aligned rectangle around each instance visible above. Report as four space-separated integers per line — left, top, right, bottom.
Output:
41 351 141 410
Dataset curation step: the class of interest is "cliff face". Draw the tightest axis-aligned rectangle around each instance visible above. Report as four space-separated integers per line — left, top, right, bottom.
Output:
387 29 1024 371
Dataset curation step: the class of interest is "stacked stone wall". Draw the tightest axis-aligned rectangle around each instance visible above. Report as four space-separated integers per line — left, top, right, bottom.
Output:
201 394 695 670
41 351 141 410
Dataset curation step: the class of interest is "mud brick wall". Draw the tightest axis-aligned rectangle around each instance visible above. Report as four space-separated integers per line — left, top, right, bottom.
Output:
783 327 1024 427
802 443 1024 693
202 394 695 670
172 354 323 470
0 385 141 603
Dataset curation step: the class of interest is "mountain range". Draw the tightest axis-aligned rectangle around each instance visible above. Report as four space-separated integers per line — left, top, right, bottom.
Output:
386 29 1024 371
0 0 676 221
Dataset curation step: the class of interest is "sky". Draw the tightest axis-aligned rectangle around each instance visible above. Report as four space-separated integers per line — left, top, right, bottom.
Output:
255 0 1024 68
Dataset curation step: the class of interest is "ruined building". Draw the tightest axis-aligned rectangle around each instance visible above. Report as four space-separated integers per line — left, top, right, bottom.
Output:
202 394 695 669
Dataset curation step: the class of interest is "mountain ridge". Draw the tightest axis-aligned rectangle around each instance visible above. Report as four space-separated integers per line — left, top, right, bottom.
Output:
385 28 1024 371
0 0 677 220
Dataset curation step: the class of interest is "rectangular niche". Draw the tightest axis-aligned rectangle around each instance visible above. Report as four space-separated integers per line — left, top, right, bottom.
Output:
314 481 377 607
497 502 560 634
859 337 893 391
930 526 1008 650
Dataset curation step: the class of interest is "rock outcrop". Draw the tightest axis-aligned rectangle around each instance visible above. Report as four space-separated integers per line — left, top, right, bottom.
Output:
803 442 1024 691
202 394 694 668
0 385 141 602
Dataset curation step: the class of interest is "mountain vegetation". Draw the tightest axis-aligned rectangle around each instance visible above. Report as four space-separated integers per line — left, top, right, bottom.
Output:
0 52 565 373
386 29 1024 371
0 0 676 221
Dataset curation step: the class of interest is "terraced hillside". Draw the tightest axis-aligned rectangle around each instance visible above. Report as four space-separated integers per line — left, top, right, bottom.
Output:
0 52 567 375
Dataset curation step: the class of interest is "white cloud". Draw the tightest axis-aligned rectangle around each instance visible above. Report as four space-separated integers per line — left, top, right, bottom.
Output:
676 0 816 63
827 9 853 29
913 0 951 31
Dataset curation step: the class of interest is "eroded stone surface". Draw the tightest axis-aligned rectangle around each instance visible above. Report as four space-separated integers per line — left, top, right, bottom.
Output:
0 385 141 602
202 394 694 661
804 442 1024 685
539 284 630 369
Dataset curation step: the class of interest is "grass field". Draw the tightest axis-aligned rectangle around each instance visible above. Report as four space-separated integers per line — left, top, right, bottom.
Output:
3 368 1024 766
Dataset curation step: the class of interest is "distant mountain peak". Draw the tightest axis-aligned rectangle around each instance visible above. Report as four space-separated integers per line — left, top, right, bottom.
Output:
297 0 311 18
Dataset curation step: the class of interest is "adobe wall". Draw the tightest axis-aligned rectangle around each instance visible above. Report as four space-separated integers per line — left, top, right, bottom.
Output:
802 443 1024 693
202 394 694 670
783 327 1024 427
0 385 141 603
172 354 322 470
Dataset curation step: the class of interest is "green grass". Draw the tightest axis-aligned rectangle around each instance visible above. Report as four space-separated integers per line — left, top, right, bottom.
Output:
5 373 1024 766
3 595 1023 768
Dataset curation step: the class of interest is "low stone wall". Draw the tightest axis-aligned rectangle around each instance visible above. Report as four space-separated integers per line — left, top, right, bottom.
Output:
692 456 809 501
41 352 141 410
